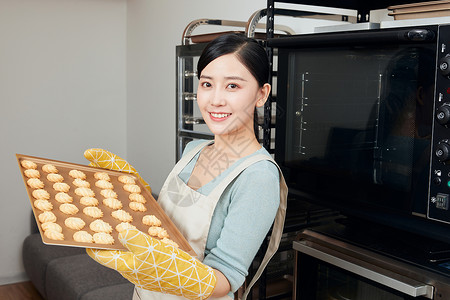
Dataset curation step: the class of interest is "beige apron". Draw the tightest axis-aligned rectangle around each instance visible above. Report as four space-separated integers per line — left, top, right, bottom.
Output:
133 141 287 300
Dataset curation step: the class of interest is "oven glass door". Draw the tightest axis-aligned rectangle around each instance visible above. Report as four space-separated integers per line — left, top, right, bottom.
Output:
296 253 430 300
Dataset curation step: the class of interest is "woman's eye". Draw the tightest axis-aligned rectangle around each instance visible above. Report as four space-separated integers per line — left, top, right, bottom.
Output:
227 83 238 89
201 82 211 88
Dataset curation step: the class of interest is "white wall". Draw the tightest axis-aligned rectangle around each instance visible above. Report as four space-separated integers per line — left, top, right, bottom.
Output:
0 0 127 284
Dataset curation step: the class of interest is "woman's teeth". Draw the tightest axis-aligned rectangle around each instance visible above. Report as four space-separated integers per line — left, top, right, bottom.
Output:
211 113 230 118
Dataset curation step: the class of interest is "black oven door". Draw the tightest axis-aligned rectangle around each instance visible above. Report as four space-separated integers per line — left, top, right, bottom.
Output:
293 229 450 300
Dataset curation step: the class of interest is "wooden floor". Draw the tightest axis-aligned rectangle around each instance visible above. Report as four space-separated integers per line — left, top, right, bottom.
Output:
0 281 43 300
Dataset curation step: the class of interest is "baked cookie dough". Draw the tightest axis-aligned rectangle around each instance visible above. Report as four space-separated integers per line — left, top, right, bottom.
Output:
21 160 37 169
161 237 179 248
73 231 93 243
59 203 79 215
55 192 73 203
111 209 133 223
79 196 99 206
123 184 141 194
103 198 122 210
83 206 103 218
90 219 113 233
115 222 136 233
93 232 114 244
32 189 50 200
34 199 53 211
42 164 58 174
53 182 70 192
69 169 86 179
38 211 57 223
65 217 86 230
129 193 146 204
142 215 161 227
100 189 117 199
95 179 114 190
47 173 64 183
24 169 40 179
148 226 169 239
73 178 90 188
75 187 95 197
27 178 45 189
118 175 135 184
44 229 64 241
41 222 63 233
129 202 146 212
94 172 110 181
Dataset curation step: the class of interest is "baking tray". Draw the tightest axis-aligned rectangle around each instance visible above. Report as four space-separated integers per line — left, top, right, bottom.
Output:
17 154 195 256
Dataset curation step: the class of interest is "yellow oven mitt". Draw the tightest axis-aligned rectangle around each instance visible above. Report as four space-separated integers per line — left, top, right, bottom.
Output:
84 148 151 193
86 229 216 299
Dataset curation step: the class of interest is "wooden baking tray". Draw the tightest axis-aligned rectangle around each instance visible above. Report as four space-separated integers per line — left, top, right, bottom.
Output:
17 154 195 256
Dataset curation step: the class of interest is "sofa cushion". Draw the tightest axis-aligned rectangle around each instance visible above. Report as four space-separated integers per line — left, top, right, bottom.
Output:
22 233 85 298
45 253 132 300
80 282 134 300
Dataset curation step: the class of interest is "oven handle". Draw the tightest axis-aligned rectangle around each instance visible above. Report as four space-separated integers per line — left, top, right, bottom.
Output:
294 240 434 298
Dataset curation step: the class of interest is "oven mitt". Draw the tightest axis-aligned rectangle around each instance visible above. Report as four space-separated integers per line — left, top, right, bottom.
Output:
86 229 216 299
84 148 151 193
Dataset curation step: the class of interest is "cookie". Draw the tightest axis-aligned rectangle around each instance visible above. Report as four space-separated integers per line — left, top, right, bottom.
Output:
94 172 110 181
32 189 50 200
21 160 37 169
129 201 146 212
73 178 90 188
161 238 179 248
142 215 161 227
65 217 86 230
118 175 135 184
93 232 114 245
27 178 45 189
79 196 99 206
41 222 63 233
95 179 114 190
100 189 117 199
55 192 73 203
103 198 122 210
34 199 53 211
129 193 146 203
69 169 86 179
47 173 64 183
42 164 58 173
75 187 95 197
53 182 70 192
24 169 40 179
59 203 79 215
83 206 103 218
115 222 137 233
148 226 169 239
44 229 64 241
38 211 57 223
90 219 113 233
73 231 93 243
123 184 141 194
111 209 133 223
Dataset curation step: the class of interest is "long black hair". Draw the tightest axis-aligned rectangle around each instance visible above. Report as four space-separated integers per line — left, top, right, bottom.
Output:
197 33 270 139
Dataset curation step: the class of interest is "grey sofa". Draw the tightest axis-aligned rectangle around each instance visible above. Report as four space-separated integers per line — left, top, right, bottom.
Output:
22 218 134 300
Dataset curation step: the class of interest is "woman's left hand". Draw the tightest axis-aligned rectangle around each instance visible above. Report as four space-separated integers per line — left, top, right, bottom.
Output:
86 229 216 300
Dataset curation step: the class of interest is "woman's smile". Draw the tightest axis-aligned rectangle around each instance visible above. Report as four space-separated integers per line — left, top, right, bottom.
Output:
209 112 232 121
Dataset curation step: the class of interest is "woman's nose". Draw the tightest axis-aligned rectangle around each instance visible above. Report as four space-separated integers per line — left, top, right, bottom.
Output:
210 89 225 106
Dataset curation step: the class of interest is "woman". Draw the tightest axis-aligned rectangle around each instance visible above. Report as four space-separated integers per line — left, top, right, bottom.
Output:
87 33 287 300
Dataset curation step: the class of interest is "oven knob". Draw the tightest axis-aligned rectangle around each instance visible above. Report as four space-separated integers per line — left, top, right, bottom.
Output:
439 56 450 76
436 141 450 162
436 104 450 125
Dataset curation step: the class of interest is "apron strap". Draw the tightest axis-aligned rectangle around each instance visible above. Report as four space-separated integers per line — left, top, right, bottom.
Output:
170 140 213 174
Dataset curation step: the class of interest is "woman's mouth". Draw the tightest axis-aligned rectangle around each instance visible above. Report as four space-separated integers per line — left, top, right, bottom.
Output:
209 112 231 121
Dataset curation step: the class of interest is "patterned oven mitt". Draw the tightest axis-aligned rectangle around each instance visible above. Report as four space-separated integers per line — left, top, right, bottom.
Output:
86 229 217 299
84 148 151 193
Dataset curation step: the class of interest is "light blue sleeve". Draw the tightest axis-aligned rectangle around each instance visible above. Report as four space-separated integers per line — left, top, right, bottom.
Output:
202 160 280 293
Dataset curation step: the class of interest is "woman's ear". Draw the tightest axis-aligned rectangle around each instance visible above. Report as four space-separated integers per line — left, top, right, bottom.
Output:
256 83 271 107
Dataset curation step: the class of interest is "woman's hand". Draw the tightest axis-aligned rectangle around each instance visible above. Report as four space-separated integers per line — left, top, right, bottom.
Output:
87 229 216 299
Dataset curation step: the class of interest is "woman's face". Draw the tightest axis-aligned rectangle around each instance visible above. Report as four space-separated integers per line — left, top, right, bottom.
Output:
197 53 269 138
